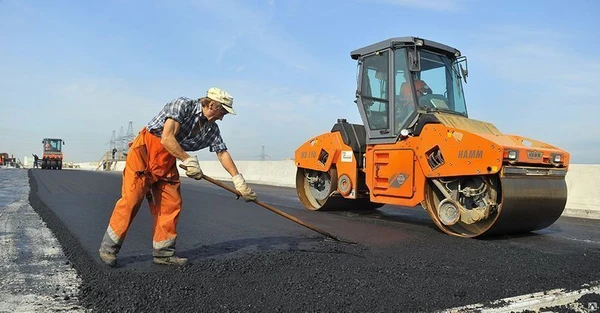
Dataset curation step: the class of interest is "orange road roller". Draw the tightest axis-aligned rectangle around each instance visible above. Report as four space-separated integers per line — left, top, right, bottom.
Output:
294 37 570 238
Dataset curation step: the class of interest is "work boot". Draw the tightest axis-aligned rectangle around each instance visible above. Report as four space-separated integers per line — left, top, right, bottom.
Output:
153 256 189 266
99 250 117 267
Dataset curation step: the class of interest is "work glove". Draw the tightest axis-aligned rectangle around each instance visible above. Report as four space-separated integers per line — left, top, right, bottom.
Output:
182 156 203 180
232 173 258 202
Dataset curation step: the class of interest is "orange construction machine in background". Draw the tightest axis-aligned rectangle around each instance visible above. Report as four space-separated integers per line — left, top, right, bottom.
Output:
294 37 569 238
0 153 21 168
0 153 13 166
41 138 65 170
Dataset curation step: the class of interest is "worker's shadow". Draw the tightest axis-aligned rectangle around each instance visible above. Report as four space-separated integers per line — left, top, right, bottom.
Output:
117 235 362 266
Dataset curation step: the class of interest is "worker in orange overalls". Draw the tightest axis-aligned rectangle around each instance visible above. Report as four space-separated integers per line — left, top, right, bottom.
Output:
98 87 258 267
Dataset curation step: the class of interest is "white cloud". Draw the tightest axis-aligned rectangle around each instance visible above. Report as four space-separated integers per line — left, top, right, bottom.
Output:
466 25 600 163
193 79 355 160
187 0 317 72
369 0 468 11
0 72 163 162
53 82 98 96
47 78 160 120
469 26 598 89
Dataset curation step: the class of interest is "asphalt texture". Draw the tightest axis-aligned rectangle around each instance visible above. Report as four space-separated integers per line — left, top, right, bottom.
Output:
28 169 600 312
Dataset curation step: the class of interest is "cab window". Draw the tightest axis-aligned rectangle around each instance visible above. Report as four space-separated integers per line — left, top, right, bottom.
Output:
361 51 389 130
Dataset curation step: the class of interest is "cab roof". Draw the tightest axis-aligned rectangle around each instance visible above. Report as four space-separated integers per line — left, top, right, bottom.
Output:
350 36 460 59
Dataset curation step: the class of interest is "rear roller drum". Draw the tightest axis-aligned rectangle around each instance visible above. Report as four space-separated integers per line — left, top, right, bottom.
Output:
296 167 384 211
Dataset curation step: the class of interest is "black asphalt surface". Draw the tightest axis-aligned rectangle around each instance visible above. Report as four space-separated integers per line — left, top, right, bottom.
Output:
28 169 600 312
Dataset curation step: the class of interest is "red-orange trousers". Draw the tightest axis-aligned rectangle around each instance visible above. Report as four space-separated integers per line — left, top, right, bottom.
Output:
99 128 182 257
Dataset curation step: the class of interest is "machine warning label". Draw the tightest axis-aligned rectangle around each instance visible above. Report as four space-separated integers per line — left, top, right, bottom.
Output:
341 151 353 162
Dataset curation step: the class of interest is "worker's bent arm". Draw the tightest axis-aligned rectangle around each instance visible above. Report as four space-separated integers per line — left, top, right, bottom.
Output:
217 150 240 177
161 118 191 161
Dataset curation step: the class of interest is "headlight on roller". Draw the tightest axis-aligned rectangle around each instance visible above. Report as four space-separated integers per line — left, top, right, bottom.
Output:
505 150 518 160
552 154 562 163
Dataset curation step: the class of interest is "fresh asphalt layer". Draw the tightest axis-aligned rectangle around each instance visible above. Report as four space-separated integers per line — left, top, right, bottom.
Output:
28 169 600 312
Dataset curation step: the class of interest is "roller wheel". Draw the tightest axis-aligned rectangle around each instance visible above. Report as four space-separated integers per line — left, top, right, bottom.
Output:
423 175 501 238
296 167 384 211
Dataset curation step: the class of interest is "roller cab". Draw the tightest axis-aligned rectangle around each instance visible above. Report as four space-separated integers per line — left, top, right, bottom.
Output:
294 37 570 237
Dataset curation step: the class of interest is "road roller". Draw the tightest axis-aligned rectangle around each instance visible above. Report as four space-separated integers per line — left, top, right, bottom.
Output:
294 37 570 238
41 138 65 170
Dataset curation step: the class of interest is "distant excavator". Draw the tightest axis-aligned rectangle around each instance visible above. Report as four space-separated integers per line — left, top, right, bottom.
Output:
41 138 65 170
294 37 570 238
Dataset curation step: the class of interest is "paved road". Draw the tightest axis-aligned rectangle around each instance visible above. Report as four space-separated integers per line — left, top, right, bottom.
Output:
28 169 600 312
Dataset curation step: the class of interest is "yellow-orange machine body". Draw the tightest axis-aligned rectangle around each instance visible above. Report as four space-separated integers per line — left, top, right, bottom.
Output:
294 37 569 237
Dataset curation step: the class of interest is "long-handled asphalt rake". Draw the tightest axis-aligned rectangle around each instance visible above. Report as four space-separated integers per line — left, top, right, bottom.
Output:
179 165 355 244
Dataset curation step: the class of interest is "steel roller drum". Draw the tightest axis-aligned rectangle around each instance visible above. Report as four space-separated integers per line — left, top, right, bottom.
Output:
482 176 567 236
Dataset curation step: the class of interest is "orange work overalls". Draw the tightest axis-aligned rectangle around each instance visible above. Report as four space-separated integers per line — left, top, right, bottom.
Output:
100 127 182 257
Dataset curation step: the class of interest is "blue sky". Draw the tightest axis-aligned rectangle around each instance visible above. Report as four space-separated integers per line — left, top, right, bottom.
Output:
1 0 598 164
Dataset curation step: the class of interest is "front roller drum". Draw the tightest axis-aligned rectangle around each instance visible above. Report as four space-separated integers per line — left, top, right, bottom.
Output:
486 176 567 236
296 167 384 211
424 175 567 238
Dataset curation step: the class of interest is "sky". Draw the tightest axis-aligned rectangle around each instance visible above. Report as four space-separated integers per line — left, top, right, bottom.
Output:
0 0 599 164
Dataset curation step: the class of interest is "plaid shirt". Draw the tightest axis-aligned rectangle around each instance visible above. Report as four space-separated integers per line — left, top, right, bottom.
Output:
147 97 227 152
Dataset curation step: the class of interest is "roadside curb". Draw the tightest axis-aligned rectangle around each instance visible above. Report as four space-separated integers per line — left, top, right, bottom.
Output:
562 208 600 220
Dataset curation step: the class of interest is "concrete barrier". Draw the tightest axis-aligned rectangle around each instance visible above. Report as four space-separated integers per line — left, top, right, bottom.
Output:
72 161 600 220
72 162 101 171
176 160 297 187
74 160 297 187
564 164 600 219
